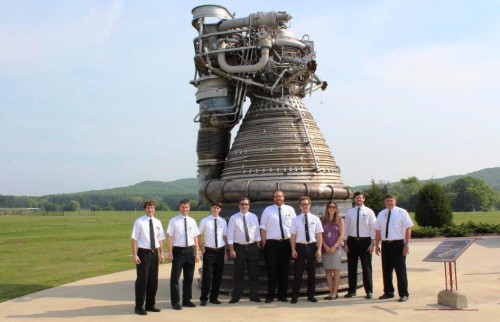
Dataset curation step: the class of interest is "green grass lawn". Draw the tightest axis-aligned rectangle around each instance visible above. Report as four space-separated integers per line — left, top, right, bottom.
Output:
0 210 208 303
0 209 498 303
409 210 500 227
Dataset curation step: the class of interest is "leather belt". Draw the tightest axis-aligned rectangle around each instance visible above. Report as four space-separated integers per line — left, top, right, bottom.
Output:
138 248 158 253
382 239 404 243
297 243 316 247
348 236 371 241
234 242 256 248
205 246 225 252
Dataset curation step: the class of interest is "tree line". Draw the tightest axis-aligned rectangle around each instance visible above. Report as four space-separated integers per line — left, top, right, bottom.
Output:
362 176 500 215
1 176 498 213
0 193 210 212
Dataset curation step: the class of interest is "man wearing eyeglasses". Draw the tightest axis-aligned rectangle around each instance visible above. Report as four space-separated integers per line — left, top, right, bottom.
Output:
227 197 262 304
290 196 324 304
343 191 377 299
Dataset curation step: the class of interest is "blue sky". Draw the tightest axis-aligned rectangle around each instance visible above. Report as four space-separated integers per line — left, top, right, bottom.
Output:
1 0 499 196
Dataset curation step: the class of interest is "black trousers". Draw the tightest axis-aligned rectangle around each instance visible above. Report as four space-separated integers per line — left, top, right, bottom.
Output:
381 240 409 297
264 239 291 299
232 243 260 299
170 246 195 305
346 236 373 294
200 248 225 302
135 248 159 310
292 244 317 298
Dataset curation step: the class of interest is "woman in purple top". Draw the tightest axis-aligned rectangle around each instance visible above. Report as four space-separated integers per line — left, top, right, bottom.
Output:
321 200 344 300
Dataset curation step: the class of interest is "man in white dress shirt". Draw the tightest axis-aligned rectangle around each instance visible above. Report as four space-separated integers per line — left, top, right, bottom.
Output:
198 201 227 306
131 200 165 315
260 190 296 303
374 194 413 303
343 191 376 299
227 197 262 304
166 199 201 310
290 196 324 304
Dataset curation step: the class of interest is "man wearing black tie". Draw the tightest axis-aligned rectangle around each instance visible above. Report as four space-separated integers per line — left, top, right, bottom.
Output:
131 200 165 315
198 201 227 306
227 197 262 304
343 191 376 299
260 191 297 303
290 196 324 304
374 194 413 302
167 199 201 310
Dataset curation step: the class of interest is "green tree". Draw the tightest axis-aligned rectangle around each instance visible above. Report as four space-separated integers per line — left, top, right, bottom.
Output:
65 200 81 211
44 202 58 211
415 182 452 227
363 179 388 215
391 176 421 211
447 177 499 211
156 202 170 211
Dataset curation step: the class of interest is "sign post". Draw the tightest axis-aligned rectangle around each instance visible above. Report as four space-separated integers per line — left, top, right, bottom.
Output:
423 238 475 308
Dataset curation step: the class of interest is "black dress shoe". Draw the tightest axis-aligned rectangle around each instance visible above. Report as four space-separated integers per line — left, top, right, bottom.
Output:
307 297 318 303
229 298 239 304
277 297 288 302
134 308 148 315
365 293 373 299
379 294 394 300
145 307 161 312
344 293 356 298
182 301 196 307
265 298 273 303
290 297 298 304
209 299 222 304
200 301 207 306
324 296 333 300
399 296 409 302
172 303 182 310
250 297 262 303
333 294 339 300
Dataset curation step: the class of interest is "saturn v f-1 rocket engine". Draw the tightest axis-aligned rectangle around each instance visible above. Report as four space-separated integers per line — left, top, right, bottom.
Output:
190 5 353 212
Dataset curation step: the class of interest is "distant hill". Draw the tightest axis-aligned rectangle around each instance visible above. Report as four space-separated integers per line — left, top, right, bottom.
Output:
2 168 498 211
353 167 500 191
422 167 500 190
71 178 199 197
66 167 500 198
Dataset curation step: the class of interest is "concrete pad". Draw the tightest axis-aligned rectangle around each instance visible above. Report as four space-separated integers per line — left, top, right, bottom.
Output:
438 290 467 308
1 237 499 322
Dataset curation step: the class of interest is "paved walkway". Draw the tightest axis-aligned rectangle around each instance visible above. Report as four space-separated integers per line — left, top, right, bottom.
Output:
1 237 498 322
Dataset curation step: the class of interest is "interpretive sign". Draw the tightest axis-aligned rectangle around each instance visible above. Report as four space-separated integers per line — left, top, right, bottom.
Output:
423 239 475 262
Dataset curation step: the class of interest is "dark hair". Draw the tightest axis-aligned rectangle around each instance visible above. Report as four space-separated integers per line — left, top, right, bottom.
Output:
179 199 190 206
353 191 365 198
322 200 340 225
211 200 222 208
384 194 396 200
239 197 250 203
143 200 156 209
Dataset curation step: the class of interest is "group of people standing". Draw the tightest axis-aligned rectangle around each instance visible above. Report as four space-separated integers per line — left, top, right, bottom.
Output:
130 191 413 315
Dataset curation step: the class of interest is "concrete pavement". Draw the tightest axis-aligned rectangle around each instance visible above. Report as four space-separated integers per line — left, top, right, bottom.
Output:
1 237 498 322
